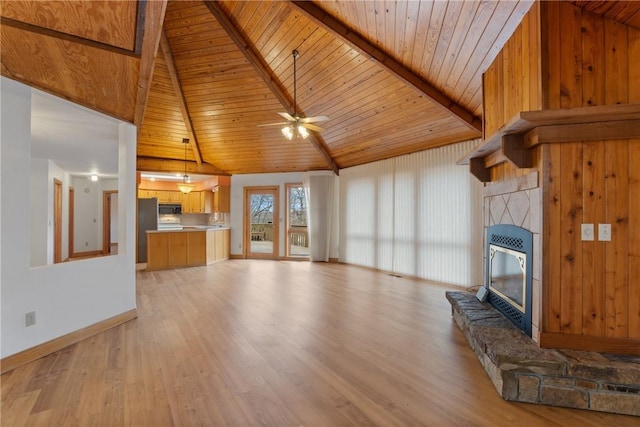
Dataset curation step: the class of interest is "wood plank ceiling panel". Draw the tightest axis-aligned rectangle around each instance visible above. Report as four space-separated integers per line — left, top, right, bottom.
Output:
217 0 479 169
0 0 137 50
158 1 327 174
569 1 640 29
315 0 535 118
138 49 193 162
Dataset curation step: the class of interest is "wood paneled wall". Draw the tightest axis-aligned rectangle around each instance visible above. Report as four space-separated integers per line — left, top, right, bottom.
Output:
543 139 640 340
483 3 542 138
483 1 640 139
542 1 640 109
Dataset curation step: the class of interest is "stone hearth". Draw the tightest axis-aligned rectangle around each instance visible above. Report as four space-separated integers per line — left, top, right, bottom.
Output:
447 291 640 416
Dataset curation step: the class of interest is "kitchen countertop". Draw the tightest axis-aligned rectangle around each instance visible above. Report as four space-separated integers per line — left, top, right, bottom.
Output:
147 226 230 233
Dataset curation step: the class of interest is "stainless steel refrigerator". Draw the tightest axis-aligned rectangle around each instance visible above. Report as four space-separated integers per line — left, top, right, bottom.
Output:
137 198 158 263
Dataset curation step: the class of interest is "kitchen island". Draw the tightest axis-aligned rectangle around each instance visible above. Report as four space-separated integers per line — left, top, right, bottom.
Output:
146 227 230 270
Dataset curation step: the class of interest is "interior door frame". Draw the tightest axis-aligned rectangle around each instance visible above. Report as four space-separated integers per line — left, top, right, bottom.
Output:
54 178 63 263
102 190 118 254
243 186 279 259
68 186 74 258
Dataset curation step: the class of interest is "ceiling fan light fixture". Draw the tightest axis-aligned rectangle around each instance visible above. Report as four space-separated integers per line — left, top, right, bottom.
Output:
177 138 195 194
282 125 294 140
298 125 309 139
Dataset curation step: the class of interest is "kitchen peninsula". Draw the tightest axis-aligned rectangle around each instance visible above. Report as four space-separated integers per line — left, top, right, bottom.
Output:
146 227 230 270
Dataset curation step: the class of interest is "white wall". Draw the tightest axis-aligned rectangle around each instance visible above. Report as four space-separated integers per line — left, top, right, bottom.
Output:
1 77 137 358
230 172 306 257
30 158 49 266
339 140 484 288
71 177 118 253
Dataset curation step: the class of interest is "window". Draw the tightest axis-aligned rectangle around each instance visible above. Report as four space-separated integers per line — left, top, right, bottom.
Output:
286 184 309 257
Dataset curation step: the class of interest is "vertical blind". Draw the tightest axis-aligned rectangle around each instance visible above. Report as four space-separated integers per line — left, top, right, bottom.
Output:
339 140 483 287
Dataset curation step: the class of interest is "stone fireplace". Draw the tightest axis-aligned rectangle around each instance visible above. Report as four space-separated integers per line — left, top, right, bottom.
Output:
447 0 640 416
446 171 640 416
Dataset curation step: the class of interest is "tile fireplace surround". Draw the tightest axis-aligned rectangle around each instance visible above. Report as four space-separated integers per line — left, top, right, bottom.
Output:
447 291 640 416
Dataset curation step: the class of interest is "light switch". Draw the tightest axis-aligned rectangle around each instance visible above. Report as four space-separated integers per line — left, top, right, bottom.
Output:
598 224 611 241
581 224 594 241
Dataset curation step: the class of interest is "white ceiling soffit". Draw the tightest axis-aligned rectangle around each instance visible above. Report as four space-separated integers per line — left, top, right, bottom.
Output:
30 88 121 178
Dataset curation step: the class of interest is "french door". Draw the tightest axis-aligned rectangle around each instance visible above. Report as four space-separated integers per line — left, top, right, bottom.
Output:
244 187 279 259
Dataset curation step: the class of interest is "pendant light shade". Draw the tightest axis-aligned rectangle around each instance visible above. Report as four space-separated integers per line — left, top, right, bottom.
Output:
177 138 195 194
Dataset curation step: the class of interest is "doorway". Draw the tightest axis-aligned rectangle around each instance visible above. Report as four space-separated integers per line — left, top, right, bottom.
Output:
244 187 279 259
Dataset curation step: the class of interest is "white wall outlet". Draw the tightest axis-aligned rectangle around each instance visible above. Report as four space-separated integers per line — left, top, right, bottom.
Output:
25 311 36 327
581 224 594 241
598 224 611 241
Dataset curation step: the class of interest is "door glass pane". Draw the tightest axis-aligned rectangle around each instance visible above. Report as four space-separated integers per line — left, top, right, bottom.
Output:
288 185 309 257
250 193 275 254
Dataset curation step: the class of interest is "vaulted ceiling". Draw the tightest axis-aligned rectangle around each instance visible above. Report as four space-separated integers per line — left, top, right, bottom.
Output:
2 1 640 176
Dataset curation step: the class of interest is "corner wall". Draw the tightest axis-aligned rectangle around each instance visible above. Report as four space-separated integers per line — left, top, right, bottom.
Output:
0 77 137 358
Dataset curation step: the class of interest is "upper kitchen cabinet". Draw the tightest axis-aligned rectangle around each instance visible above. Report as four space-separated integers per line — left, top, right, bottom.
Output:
182 191 204 213
213 185 230 213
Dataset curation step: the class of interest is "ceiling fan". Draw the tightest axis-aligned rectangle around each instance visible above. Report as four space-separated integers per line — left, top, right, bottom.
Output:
259 50 328 140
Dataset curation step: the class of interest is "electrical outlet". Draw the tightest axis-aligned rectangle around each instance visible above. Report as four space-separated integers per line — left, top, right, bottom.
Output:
25 311 36 327
598 224 611 241
581 224 594 241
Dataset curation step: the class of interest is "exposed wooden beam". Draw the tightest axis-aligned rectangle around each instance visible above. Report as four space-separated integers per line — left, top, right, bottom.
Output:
133 0 167 129
137 157 230 176
290 1 483 135
0 17 140 58
204 0 340 176
159 30 203 166
133 0 147 55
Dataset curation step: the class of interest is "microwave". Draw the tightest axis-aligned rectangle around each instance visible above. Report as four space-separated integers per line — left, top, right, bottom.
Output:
159 203 182 215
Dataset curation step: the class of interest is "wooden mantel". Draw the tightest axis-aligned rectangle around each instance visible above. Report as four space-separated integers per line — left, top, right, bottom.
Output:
459 104 640 182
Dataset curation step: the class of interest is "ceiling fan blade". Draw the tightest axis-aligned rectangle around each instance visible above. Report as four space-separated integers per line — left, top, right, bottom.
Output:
302 123 324 132
278 112 296 121
300 115 329 123
257 122 289 127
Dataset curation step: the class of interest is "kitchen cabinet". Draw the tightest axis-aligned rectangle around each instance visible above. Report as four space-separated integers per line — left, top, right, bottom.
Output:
146 228 230 270
168 191 183 203
138 189 158 199
213 185 230 212
138 190 183 203
182 191 204 213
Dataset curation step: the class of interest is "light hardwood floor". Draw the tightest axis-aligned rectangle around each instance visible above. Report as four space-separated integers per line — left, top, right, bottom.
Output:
2 260 637 426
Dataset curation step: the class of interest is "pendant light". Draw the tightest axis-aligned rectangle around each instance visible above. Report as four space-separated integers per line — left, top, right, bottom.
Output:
177 138 195 194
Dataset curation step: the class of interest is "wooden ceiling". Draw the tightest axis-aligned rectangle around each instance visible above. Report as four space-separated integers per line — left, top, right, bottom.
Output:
2 1 640 176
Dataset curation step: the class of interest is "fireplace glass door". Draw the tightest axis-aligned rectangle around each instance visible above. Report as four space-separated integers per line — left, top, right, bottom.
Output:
488 244 526 313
